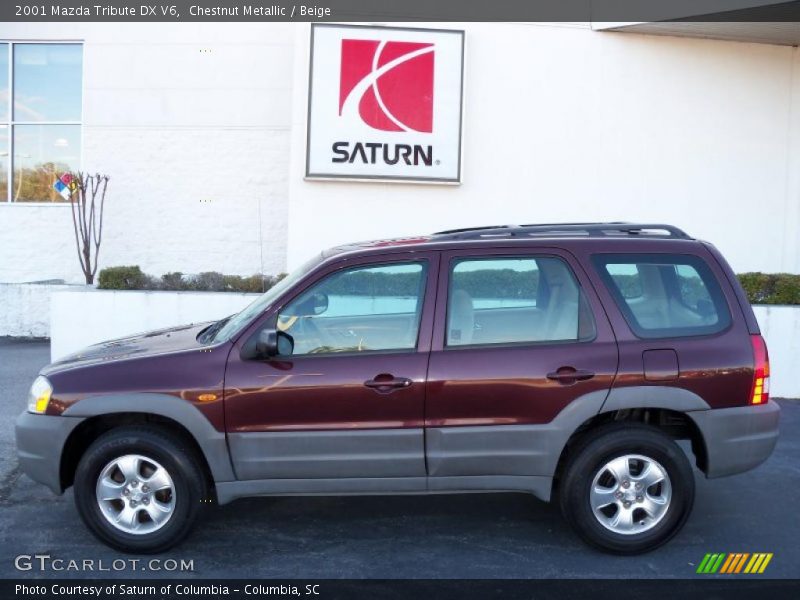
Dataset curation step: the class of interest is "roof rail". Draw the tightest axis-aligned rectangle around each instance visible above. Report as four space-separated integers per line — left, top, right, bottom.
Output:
432 222 691 240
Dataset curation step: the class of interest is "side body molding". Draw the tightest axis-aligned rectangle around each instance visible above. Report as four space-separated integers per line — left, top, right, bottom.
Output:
62 393 236 482
227 428 425 480
425 386 709 499
426 389 611 490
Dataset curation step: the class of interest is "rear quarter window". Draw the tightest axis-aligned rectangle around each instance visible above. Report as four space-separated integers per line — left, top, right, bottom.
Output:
593 253 731 339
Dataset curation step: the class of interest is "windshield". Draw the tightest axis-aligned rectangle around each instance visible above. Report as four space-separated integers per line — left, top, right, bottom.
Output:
206 254 323 343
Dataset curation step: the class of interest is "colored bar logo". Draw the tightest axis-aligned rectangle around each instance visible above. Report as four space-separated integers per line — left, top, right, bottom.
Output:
696 553 773 574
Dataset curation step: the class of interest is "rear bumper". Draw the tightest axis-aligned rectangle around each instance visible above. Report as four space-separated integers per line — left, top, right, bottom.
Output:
15 411 85 494
689 401 780 478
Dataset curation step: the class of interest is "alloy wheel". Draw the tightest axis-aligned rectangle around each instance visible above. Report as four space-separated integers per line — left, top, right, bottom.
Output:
95 454 176 535
589 454 672 535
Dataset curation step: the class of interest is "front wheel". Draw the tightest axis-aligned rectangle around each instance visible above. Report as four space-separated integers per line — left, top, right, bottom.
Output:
74 425 207 553
559 423 695 554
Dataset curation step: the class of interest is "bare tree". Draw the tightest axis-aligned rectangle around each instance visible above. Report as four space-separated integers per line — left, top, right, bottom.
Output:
68 172 110 285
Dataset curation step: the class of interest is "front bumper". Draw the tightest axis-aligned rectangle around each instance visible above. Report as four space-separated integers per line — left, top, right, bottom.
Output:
15 411 85 494
689 401 780 478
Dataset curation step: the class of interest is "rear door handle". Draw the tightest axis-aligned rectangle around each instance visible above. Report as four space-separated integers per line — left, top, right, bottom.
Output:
546 367 595 384
364 374 412 394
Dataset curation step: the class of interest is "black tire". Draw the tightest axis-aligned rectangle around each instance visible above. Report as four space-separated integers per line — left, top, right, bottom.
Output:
74 425 207 553
558 423 695 554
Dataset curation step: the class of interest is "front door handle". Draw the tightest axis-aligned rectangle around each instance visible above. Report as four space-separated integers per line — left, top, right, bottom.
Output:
364 374 412 394
546 367 595 385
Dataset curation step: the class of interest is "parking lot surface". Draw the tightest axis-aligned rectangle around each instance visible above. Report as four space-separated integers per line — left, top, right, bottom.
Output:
1 338 797 579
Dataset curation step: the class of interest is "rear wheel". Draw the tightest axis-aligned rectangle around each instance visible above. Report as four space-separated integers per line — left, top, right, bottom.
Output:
74 425 206 553
559 423 695 554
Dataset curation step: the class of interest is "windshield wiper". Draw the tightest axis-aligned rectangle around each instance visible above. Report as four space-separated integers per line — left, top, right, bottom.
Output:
198 315 233 344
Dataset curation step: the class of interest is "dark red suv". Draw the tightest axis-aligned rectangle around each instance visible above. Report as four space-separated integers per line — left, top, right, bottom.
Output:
16 223 780 554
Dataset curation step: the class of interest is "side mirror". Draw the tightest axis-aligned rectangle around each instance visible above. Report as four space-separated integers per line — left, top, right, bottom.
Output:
255 329 294 358
256 329 278 357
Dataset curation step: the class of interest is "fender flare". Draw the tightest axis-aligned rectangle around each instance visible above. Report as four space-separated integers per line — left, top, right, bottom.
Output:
548 385 710 481
549 385 709 474
63 393 235 482
599 385 711 413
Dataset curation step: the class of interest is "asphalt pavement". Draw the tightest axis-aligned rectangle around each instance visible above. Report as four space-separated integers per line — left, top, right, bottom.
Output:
0 338 797 579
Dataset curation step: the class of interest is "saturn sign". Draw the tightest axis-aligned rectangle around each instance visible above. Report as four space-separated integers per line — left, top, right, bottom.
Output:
305 24 465 183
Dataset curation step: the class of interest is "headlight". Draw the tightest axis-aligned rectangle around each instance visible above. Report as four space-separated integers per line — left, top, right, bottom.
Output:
27 376 53 414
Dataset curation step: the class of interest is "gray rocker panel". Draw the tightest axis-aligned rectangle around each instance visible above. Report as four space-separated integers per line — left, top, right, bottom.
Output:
215 475 553 505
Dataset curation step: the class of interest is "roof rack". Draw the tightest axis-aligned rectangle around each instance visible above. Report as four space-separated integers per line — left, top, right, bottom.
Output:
432 222 691 240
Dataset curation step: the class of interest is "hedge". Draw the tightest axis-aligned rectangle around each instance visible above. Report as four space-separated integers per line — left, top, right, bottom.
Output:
738 272 800 305
96 266 800 305
98 266 286 293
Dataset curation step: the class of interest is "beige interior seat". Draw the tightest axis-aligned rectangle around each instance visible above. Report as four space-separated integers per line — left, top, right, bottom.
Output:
542 264 580 341
448 288 475 345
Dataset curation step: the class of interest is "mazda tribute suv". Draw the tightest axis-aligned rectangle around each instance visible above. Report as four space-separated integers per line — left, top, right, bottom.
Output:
16 223 780 554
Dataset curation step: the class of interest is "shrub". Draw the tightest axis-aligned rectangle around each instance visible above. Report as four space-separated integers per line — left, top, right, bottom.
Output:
160 272 189 291
738 272 772 304
230 274 276 293
221 274 245 291
738 272 800 305
97 265 154 290
771 274 800 305
97 266 286 294
191 271 226 291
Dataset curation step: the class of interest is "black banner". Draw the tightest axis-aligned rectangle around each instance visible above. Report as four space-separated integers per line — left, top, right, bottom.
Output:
6 0 800 23
3 579 800 600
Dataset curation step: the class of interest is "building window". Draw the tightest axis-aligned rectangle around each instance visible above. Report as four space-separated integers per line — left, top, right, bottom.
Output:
0 42 82 203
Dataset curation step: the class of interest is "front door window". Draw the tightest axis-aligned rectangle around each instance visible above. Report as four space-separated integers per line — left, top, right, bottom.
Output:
277 262 428 355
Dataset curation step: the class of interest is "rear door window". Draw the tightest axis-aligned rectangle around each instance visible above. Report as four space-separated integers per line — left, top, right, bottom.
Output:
446 256 596 347
593 254 731 339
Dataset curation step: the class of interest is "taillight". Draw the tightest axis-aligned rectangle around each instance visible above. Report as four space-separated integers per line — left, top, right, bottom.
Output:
750 335 770 405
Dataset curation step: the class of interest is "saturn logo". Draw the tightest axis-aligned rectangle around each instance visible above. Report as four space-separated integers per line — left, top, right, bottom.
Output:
338 39 435 133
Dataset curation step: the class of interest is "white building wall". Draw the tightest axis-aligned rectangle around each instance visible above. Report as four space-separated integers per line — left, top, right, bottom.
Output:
3 22 799 282
0 23 294 283
287 23 800 277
